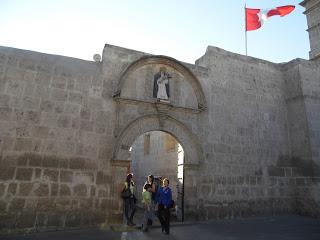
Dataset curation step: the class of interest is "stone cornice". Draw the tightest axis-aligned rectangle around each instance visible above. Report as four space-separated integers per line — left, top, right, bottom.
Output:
113 96 204 114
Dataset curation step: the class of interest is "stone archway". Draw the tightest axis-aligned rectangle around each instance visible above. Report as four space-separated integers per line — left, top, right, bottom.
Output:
110 114 203 222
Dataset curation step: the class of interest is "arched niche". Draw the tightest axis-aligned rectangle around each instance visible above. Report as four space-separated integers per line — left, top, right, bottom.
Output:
115 55 207 111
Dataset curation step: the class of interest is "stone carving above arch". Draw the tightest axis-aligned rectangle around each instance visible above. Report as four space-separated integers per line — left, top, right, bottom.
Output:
115 55 207 111
113 114 203 166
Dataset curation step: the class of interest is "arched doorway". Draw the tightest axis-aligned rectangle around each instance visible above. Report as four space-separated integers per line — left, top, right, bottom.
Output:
130 130 185 221
110 114 203 223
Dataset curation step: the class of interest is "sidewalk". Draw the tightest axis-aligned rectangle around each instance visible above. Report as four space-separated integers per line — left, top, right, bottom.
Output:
2 215 320 240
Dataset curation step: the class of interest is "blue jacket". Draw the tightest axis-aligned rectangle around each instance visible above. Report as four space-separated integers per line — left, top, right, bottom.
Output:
157 186 172 207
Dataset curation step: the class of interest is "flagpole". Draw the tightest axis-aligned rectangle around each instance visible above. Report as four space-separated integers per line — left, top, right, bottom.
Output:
245 2 248 56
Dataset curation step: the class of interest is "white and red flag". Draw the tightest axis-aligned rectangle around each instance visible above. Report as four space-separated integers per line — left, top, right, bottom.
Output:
246 5 295 31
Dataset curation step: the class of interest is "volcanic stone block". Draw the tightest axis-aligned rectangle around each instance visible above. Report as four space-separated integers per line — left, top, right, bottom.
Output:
18 183 33 196
60 184 71 196
40 99 54 112
9 198 25 211
0 183 5 197
7 183 18 196
0 107 12 121
51 88 67 101
69 158 85 169
0 199 7 211
68 91 83 104
43 169 59 182
0 166 15 180
268 166 285 177
15 168 33 181
14 138 33 151
51 183 59 196
57 115 72 128
34 183 49 197
42 155 59 168
28 154 43 167
24 110 41 124
16 211 36 228
60 170 73 183
74 184 87 197
96 171 112 185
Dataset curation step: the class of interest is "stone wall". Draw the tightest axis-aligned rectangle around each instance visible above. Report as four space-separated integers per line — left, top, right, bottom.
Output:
193 47 318 219
0 43 320 233
0 46 117 232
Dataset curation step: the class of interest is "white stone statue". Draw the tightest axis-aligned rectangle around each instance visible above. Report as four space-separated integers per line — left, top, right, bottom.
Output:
153 67 170 100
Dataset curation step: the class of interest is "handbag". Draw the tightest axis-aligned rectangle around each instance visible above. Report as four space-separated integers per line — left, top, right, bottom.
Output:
121 188 131 199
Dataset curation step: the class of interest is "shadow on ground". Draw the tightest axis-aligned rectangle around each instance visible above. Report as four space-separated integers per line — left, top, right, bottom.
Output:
1 215 320 240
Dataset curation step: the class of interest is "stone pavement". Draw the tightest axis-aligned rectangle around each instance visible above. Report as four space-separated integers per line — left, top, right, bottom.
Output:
1 215 320 240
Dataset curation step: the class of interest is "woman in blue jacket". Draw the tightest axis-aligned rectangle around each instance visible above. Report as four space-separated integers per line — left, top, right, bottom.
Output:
156 178 172 235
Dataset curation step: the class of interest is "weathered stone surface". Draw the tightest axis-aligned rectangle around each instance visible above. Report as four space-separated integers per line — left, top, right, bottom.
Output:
42 155 59 168
57 115 72 128
51 183 59 196
16 211 36 228
7 183 17 196
74 184 87 197
9 198 25 211
51 88 68 101
40 99 54 112
60 170 73 182
0 166 15 180
69 158 85 169
0 107 12 121
0 183 5 197
60 184 71 196
43 169 59 182
14 138 33 151
0 199 7 211
15 168 33 181
32 126 49 138
34 183 49 196
68 91 83 104
96 171 112 185
18 182 33 196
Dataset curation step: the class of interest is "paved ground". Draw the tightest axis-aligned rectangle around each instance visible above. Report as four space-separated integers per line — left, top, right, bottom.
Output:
1 215 320 240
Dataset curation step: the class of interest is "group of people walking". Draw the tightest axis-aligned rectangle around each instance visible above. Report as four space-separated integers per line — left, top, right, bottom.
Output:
122 173 173 235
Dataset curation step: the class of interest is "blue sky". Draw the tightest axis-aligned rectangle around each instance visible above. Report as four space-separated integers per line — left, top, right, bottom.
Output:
0 0 309 63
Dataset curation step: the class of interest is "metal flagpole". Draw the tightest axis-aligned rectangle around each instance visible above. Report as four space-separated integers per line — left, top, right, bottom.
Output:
245 1 248 56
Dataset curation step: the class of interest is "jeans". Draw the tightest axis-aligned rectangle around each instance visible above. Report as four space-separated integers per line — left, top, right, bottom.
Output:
158 204 170 234
143 207 153 231
124 197 136 224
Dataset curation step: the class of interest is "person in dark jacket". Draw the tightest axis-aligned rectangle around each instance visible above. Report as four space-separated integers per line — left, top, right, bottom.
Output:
122 173 136 226
156 178 172 235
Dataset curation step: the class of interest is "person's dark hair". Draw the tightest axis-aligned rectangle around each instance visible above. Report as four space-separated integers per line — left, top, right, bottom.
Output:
148 175 154 184
144 183 151 190
126 173 133 185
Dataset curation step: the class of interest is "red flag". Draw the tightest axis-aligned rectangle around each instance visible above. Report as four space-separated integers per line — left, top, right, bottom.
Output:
246 5 295 31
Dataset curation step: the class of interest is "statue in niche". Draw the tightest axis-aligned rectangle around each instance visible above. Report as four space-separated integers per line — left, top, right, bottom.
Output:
153 67 171 100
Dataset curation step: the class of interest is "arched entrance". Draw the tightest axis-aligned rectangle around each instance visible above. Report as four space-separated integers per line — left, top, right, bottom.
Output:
130 130 185 221
110 114 203 223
